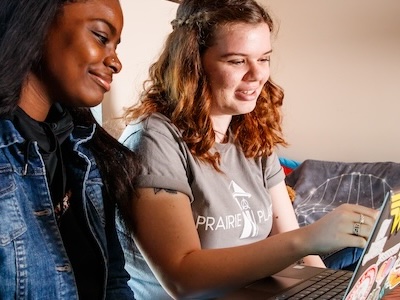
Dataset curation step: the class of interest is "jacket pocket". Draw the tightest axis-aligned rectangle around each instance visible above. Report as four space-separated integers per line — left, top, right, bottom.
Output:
0 164 27 246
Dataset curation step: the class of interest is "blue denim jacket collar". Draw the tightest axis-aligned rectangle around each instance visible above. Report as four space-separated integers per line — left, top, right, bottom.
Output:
0 119 25 148
0 119 96 148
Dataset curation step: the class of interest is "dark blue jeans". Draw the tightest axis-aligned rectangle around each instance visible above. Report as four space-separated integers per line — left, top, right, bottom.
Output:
322 247 364 271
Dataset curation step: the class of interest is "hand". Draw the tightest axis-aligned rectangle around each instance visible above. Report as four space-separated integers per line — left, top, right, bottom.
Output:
304 204 379 255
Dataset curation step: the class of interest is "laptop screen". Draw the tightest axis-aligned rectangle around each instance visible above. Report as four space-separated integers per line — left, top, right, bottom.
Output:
345 189 400 299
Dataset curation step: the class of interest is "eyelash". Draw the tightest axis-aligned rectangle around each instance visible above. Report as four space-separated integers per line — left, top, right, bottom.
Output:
230 60 245 65
93 32 108 45
229 57 271 65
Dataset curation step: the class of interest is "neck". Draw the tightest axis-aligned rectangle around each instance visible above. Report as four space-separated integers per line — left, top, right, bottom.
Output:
211 114 231 143
19 72 52 121
214 129 229 143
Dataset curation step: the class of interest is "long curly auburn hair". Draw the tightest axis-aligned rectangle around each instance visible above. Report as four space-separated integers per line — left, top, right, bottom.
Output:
124 0 287 171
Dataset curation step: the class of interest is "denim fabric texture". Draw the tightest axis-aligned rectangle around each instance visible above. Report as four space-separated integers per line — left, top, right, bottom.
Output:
322 247 364 271
116 221 173 300
0 119 133 300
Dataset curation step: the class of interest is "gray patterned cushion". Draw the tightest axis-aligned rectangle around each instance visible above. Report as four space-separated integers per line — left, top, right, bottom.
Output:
285 159 400 227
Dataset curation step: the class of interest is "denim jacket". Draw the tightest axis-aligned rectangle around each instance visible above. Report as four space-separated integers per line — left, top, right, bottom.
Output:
0 119 134 300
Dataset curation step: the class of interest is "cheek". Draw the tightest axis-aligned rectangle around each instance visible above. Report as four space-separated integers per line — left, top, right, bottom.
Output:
83 44 101 62
65 43 94 69
52 45 96 84
209 70 239 91
263 68 271 83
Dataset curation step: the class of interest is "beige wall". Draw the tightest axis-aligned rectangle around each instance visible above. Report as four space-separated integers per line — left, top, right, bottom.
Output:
102 0 177 137
105 0 400 163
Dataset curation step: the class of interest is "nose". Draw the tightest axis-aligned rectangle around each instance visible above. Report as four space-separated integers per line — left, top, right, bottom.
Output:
105 54 122 74
243 61 269 82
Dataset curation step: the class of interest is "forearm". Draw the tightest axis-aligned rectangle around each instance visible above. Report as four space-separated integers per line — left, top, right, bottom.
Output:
145 228 312 299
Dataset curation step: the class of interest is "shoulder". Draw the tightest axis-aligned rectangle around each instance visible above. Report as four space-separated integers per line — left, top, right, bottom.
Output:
259 151 285 188
119 113 182 149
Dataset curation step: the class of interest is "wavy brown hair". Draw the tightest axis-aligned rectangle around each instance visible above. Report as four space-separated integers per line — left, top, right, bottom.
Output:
124 0 287 170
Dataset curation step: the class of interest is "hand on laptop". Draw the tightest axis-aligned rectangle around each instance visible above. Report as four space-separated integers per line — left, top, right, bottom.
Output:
305 204 379 254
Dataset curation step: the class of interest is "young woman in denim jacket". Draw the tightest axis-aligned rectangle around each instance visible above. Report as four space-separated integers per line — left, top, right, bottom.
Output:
0 0 139 299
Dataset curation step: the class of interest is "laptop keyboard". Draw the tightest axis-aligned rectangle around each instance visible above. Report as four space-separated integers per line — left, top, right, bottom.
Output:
272 269 353 300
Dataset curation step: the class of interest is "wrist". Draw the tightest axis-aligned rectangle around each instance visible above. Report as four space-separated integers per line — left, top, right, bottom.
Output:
291 227 314 257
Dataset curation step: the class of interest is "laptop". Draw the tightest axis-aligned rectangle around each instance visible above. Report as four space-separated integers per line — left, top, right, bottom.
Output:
221 188 400 300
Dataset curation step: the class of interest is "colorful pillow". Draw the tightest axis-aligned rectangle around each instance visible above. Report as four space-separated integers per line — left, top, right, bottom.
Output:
279 157 301 175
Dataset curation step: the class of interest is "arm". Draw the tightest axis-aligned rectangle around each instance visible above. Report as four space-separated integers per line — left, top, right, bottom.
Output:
269 181 326 267
131 186 378 299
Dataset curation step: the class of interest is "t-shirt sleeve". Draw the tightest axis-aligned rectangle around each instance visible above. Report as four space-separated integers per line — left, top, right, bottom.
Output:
119 115 194 201
263 151 285 189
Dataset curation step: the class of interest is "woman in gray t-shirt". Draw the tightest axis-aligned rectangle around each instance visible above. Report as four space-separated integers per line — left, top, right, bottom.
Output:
118 0 378 299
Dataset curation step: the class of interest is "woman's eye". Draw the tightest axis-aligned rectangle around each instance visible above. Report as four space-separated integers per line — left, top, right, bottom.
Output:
93 31 108 45
229 60 245 65
260 57 271 63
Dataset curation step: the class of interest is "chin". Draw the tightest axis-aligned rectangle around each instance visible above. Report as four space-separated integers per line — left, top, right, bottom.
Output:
82 92 105 108
240 104 257 115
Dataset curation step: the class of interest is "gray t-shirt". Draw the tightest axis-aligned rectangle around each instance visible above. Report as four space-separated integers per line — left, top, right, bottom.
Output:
118 113 285 298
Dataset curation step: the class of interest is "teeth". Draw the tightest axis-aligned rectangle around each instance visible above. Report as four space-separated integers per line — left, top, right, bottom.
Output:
242 90 255 94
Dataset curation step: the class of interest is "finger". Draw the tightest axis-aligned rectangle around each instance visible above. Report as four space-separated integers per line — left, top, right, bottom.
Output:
351 212 375 227
350 234 369 249
350 221 374 240
348 206 379 227
353 205 379 220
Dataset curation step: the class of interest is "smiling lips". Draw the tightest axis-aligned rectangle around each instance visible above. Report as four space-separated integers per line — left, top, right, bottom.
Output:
91 72 112 92
241 90 256 95
236 89 258 100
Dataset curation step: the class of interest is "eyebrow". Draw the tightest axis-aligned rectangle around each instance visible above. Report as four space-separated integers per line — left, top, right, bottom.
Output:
221 49 273 58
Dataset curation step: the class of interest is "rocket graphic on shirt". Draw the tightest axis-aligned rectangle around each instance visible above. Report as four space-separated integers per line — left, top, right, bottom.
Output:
230 181 259 239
